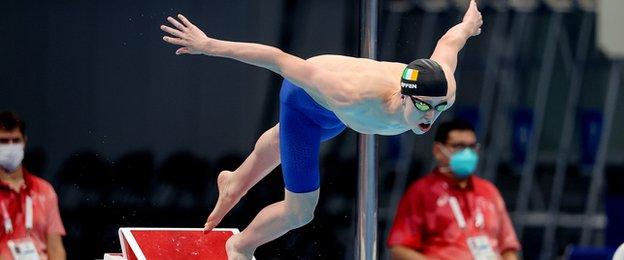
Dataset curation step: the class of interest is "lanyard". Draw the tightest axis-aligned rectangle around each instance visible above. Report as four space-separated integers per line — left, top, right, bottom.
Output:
1 195 33 234
1 202 12 233
449 195 484 230
449 196 466 228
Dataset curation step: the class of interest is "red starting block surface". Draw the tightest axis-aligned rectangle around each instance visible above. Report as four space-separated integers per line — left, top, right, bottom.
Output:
118 228 254 260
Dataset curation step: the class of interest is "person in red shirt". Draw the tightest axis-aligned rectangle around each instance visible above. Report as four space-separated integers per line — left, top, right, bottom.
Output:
0 111 66 260
388 119 520 260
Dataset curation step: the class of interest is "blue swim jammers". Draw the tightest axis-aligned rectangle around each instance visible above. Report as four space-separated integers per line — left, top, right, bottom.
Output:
279 79 346 193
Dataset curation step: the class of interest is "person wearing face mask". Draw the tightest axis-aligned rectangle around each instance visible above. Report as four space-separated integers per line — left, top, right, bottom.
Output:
388 119 520 260
0 111 66 260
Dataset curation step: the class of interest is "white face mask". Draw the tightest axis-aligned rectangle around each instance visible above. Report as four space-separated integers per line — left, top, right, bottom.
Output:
0 144 24 173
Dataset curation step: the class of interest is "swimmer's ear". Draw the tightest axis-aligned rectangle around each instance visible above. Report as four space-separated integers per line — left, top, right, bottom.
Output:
176 47 190 55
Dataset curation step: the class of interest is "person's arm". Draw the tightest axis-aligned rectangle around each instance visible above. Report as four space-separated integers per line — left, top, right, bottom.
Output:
502 250 518 260
430 0 482 73
46 234 66 260
390 246 428 260
160 15 355 107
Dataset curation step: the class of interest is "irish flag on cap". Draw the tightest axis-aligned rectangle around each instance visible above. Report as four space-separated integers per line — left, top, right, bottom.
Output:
402 68 419 81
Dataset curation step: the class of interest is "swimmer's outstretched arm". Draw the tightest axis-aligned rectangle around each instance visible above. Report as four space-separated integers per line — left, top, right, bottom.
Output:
161 15 354 106
430 0 483 73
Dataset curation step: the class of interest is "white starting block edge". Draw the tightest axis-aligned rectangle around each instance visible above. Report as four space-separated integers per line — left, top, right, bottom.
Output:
118 227 255 260
103 253 124 260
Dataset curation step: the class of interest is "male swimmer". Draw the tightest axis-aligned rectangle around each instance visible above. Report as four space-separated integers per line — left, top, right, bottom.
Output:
160 1 482 259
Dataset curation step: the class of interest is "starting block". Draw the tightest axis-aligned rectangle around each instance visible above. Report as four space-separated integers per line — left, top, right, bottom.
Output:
102 228 255 260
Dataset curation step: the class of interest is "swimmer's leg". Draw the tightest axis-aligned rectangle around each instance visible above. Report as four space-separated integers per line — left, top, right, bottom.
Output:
226 189 319 260
204 124 281 231
226 98 325 259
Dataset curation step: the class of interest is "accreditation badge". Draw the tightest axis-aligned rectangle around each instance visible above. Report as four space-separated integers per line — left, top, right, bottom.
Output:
466 235 497 260
7 238 40 260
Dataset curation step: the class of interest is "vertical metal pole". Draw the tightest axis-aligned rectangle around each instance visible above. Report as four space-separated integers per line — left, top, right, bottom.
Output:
356 0 378 259
580 60 622 245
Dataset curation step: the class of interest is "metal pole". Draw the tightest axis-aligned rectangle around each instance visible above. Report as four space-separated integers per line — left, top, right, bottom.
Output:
356 0 378 259
580 60 622 245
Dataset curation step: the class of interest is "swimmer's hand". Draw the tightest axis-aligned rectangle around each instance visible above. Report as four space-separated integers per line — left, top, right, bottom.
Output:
462 0 483 36
161 14 215 55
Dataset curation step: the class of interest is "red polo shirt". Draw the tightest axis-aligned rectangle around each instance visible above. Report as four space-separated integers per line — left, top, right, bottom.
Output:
0 170 66 260
387 168 520 259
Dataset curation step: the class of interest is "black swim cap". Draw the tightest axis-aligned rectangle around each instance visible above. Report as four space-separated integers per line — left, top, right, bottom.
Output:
400 59 448 97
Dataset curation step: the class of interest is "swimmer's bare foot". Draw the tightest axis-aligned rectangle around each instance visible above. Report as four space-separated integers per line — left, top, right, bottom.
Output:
225 234 254 260
204 171 244 231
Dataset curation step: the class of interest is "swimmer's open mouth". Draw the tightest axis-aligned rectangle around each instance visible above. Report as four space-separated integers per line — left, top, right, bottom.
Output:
418 123 431 131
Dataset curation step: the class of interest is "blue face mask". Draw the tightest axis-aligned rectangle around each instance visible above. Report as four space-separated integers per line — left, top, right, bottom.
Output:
443 148 479 178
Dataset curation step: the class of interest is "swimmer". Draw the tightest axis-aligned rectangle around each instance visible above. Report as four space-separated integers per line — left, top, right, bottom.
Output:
161 1 482 259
